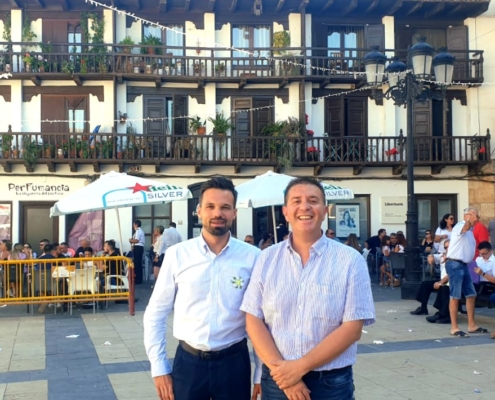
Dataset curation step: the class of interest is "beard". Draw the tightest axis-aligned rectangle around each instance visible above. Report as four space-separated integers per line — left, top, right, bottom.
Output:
203 219 231 237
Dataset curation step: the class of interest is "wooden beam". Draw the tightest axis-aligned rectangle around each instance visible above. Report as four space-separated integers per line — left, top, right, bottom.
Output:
298 0 309 12
230 0 237 12
159 0 167 13
73 75 82 86
425 3 445 19
184 0 191 11
342 0 357 16
155 78 162 88
239 79 247 89
322 0 334 11
365 0 380 13
8 0 21 8
207 0 216 12
279 79 288 89
448 3 464 16
137 0 142 10
234 164 241 174
353 165 363 176
30 76 41 86
406 2 422 16
313 164 323 176
275 0 285 13
47 161 55 173
387 0 403 15
92 162 101 173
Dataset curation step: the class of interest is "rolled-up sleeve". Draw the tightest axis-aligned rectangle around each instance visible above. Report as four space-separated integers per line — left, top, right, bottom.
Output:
342 254 376 326
143 248 177 377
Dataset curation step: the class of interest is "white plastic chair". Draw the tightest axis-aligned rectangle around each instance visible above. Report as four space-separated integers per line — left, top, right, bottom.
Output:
105 275 129 309
68 268 98 314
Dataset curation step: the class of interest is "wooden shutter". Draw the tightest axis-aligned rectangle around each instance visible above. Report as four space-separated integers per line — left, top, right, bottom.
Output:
326 98 343 137
42 20 69 52
253 98 273 136
232 98 252 159
346 97 366 137
365 25 385 50
172 95 187 136
413 100 431 161
144 96 166 135
447 26 468 80
41 96 67 133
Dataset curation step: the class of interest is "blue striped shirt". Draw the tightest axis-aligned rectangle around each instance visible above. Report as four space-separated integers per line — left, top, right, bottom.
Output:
143 233 261 379
241 233 375 371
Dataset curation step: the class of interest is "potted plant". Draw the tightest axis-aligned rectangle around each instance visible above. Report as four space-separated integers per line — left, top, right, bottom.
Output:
119 36 135 53
23 52 35 72
272 31 300 75
44 143 54 158
273 31 290 56
189 116 206 135
1 133 13 158
215 62 226 76
140 34 162 55
11 145 18 158
118 111 128 124
61 60 75 75
306 146 320 162
208 112 234 141
78 140 90 159
193 61 204 75
22 140 39 171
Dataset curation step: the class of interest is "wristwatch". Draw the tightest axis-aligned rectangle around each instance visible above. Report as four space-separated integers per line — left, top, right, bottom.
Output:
482 272 486 277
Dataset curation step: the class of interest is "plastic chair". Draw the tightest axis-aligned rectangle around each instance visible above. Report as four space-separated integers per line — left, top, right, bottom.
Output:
105 275 129 309
68 268 98 314
374 247 383 277
389 253 406 289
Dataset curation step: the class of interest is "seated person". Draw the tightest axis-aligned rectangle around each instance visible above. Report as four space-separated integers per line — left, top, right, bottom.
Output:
421 230 434 254
410 240 451 324
473 241 495 339
82 247 95 269
36 244 57 270
99 240 123 286
75 238 91 257
59 242 74 257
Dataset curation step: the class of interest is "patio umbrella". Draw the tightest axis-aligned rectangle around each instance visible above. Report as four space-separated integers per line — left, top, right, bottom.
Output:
236 171 354 242
50 171 192 253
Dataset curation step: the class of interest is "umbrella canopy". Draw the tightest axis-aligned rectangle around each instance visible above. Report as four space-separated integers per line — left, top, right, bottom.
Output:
50 171 192 216
236 171 354 209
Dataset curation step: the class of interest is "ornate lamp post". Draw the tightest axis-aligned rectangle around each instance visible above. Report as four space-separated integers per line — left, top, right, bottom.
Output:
364 40 455 299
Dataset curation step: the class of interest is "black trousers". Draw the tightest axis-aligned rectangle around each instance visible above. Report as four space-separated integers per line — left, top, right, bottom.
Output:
416 281 450 318
172 339 251 400
133 245 144 284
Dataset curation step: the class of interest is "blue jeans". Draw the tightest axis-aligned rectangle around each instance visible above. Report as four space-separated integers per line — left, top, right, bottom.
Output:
445 260 477 300
261 364 354 400
490 293 495 307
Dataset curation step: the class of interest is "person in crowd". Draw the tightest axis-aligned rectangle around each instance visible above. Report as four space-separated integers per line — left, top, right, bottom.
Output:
75 238 91 257
259 232 273 250
473 241 495 339
396 230 404 236
410 240 451 322
365 229 386 255
59 242 73 257
445 207 487 337
244 235 255 245
346 233 362 253
325 229 341 242
129 219 145 285
0 240 12 297
471 210 489 259
389 232 397 251
161 222 183 255
8 243 26 297
39 239 50 255
151 225 165 281
241 177 375 400
276 222 289 241
394 233 406 253
421 230 434 254
144 177 262 400
434 214 454 253
22 243 36 259
379 235 393 286
82 247 95 269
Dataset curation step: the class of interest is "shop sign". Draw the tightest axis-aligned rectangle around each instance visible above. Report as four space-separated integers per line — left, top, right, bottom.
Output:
7 183 70 197
381 196 407 224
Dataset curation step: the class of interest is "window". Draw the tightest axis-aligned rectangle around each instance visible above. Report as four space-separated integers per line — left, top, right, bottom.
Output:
66 97 88 133
327 26 364 67
326 97 367 137
133 204 171 249
144 24 184 56
68 24 82 54
232 25 271 64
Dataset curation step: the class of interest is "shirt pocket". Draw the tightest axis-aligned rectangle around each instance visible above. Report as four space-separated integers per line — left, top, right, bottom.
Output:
307 282 343 327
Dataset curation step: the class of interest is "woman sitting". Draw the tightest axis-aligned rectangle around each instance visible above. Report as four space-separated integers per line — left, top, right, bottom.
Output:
345 233 362 253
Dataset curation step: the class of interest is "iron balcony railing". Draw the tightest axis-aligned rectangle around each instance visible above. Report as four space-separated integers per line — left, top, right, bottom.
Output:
0 43 484 83
0 131 490 169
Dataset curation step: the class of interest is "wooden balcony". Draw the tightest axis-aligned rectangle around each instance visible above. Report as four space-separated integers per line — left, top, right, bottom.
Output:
0 44 484 86
0 131 490 175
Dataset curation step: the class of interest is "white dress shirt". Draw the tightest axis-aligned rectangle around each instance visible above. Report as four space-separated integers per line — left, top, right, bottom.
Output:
241 234 375 371
143 233 262 381
447 221 475 263
159 227 183 255
153 234 164 255
476 254 495 282
133 227 145 247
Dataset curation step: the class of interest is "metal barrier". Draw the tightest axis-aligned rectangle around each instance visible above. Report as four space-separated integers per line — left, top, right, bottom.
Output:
0 256 135 315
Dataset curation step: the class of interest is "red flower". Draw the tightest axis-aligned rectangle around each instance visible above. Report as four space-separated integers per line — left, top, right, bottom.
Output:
307 146 319 153
479 146 486 154
385 148 398 156
306 130 314 136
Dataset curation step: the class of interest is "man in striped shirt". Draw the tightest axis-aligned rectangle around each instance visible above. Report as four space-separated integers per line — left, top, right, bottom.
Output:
241 177 375 400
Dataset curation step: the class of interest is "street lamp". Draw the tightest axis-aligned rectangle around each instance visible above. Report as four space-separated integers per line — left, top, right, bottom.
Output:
364 39 454 299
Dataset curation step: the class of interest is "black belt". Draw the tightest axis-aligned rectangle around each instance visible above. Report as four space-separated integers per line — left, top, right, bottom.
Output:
447 258 466 264
179 338 246 360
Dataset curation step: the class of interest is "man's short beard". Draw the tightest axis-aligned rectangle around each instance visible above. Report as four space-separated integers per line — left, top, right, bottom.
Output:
204 224 231 237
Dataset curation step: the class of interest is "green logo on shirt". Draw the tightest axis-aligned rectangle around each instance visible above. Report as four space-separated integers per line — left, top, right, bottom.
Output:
231 276 244 289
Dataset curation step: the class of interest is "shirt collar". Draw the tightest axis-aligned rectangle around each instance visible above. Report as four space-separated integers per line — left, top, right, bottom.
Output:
198 231 232 255
286 231 327 256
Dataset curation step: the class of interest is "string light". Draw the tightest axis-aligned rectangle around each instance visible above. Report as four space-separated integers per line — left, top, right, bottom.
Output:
0 73 12 79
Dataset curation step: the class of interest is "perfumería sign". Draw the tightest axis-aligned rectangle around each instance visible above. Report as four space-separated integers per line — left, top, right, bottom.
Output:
381 196 407 224
7 183 70 197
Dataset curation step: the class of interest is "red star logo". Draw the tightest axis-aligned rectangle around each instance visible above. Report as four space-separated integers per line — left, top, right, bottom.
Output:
128 183 152 194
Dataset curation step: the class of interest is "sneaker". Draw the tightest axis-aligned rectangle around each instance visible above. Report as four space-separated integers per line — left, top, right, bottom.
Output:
410 307 428 316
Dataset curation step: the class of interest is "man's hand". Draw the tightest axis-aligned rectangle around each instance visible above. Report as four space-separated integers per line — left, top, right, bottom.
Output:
283 380 311 400
153 374 174 400
474 267 483 276
433 281 441 290
251 383 261 400
270 360 306 390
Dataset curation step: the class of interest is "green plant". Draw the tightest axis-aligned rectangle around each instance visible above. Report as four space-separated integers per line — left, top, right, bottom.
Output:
273 31 290 55
1 133 12 152
23 52 35 66
2 12 11 64
208 112 234 134
22 12 37 42
119 36 135 53
215 62 226 73
39 42 52 53
101 138 114 158
22 140 40 169
61 60 75 75
140 34 163 54
280 117 304 137
189 116 205 132
193 61 204 73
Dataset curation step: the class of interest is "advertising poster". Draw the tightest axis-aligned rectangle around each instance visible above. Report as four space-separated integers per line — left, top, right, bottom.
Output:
336 204 359 237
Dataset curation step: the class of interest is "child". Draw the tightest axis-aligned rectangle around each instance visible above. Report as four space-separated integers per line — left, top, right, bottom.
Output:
379 235 391 286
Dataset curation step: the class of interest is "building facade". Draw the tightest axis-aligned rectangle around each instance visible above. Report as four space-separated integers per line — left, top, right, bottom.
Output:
0 0 494 250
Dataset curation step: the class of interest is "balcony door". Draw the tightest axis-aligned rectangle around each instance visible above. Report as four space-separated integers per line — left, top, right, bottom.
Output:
20 202 59 246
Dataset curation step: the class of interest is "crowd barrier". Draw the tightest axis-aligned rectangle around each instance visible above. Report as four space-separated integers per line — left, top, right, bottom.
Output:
0 256 135 315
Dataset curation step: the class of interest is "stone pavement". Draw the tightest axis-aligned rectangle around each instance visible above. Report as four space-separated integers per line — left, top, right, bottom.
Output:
1 284 495 400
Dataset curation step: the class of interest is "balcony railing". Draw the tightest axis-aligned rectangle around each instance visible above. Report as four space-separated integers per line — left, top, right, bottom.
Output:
0 43 484 83
0 131 490 174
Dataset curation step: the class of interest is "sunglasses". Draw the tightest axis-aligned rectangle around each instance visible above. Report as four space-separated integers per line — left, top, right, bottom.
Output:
448 217 454 220
329 232 335 236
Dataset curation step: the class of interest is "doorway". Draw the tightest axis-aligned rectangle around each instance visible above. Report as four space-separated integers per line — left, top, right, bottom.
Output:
417 194 457 240
252 206 285 245
20 202 59 248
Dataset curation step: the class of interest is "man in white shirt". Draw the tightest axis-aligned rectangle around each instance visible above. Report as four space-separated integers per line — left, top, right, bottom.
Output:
160 222 182 255
446 207 487 337
474 241 495 339
129 219 145 284
143 177 261 400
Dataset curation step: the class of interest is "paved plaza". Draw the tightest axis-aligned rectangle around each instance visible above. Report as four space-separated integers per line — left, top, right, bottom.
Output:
1 285 495 400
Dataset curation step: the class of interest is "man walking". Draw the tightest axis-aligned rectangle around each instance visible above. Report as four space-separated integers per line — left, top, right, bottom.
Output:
446 207 488 337
129 219 145 284
143 177 261 400
241 177 375 400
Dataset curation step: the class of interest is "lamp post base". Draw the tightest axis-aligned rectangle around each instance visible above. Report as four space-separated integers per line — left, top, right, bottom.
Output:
401 281 422 300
